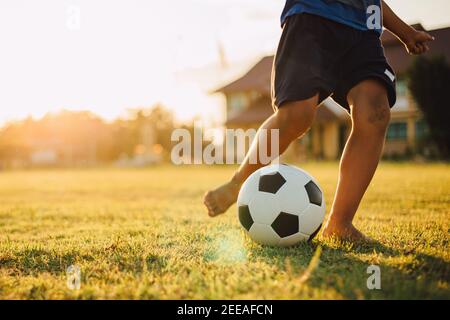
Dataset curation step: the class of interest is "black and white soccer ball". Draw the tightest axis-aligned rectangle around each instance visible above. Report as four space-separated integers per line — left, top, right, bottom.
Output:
237 164 325 246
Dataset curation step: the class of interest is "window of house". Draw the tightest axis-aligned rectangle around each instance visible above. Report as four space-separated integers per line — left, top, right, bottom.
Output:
248 91 261 103
229 94 248 113
397 80 408 98
387 122 407 140
415 119 429 140
392 79 408 110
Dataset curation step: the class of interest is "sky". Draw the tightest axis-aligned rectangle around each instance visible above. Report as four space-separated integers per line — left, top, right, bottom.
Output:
0 0 449 126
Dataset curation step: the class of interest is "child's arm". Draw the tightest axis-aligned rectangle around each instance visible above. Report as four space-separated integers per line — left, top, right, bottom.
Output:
382 1 435 55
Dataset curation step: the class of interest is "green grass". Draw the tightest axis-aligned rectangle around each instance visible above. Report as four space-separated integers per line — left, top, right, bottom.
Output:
0 162 449 299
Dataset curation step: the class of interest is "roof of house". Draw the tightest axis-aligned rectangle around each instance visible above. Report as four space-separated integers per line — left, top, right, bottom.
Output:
215 56 273 94
215 24 450 93
225 97 273 126
382 24 450 74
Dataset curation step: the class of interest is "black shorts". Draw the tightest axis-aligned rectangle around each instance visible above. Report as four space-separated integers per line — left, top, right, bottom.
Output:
271 13 397 111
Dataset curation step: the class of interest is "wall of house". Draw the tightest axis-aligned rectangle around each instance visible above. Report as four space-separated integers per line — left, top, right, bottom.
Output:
223 81 428 161
226 93 248 119
383 88 425 157
322 122 340 160
226 91 262 121
309 123 342 160
311 125 323 159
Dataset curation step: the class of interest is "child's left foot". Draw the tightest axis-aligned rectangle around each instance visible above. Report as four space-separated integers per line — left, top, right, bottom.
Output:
203 180 240 217
321 223 374 243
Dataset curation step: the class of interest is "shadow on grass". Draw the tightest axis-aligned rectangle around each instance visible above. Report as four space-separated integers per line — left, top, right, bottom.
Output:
0 245 167 276
250 240 450 299
0 247 93 275
2 232 448 299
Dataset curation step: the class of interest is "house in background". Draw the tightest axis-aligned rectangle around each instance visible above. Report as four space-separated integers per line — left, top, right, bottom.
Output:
214 24 450 160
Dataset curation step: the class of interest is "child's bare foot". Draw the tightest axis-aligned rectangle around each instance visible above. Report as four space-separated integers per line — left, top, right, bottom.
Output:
203 181 240 217
321 222 374 243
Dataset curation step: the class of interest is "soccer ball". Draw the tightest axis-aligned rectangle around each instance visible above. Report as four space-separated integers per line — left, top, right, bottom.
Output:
237 164 325 246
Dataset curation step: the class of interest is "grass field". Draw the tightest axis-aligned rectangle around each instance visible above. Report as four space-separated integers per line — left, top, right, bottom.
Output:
0 162 449 299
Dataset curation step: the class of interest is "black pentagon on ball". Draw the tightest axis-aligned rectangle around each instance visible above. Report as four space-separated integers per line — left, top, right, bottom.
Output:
305 180 322 206
238 205 254 231
271 212 299 238
258 171 286 194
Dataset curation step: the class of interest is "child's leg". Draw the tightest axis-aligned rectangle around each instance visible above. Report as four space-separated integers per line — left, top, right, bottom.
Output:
322 79 391 240
204 95 318 217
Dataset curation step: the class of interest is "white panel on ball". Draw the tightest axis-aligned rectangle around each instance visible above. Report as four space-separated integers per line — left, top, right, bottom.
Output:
299 202 326 236
237 169 260 206
275 177 310 216
278 232 309 247
259 164 283 176
249 223 281 246
248 193 281 225
277 164 312 186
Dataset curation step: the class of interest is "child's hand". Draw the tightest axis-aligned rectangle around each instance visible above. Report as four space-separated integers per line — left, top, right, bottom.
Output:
403 30 435 55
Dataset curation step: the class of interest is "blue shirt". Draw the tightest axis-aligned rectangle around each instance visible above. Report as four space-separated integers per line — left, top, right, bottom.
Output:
281 0 382 34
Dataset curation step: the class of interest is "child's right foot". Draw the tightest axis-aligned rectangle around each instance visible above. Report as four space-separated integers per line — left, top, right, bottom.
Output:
321 222 374 243
203 181 240 217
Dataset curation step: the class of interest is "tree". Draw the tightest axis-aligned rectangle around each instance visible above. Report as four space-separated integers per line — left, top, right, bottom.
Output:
125 105 176 157
148 104 176 152
0 104 178 167
408 55 450 159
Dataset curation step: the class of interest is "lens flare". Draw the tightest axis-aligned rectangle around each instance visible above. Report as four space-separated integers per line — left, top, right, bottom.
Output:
205 229 247 264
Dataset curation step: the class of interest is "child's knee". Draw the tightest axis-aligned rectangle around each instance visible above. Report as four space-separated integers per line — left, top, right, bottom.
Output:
275 99 317 137
349 80 391 134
